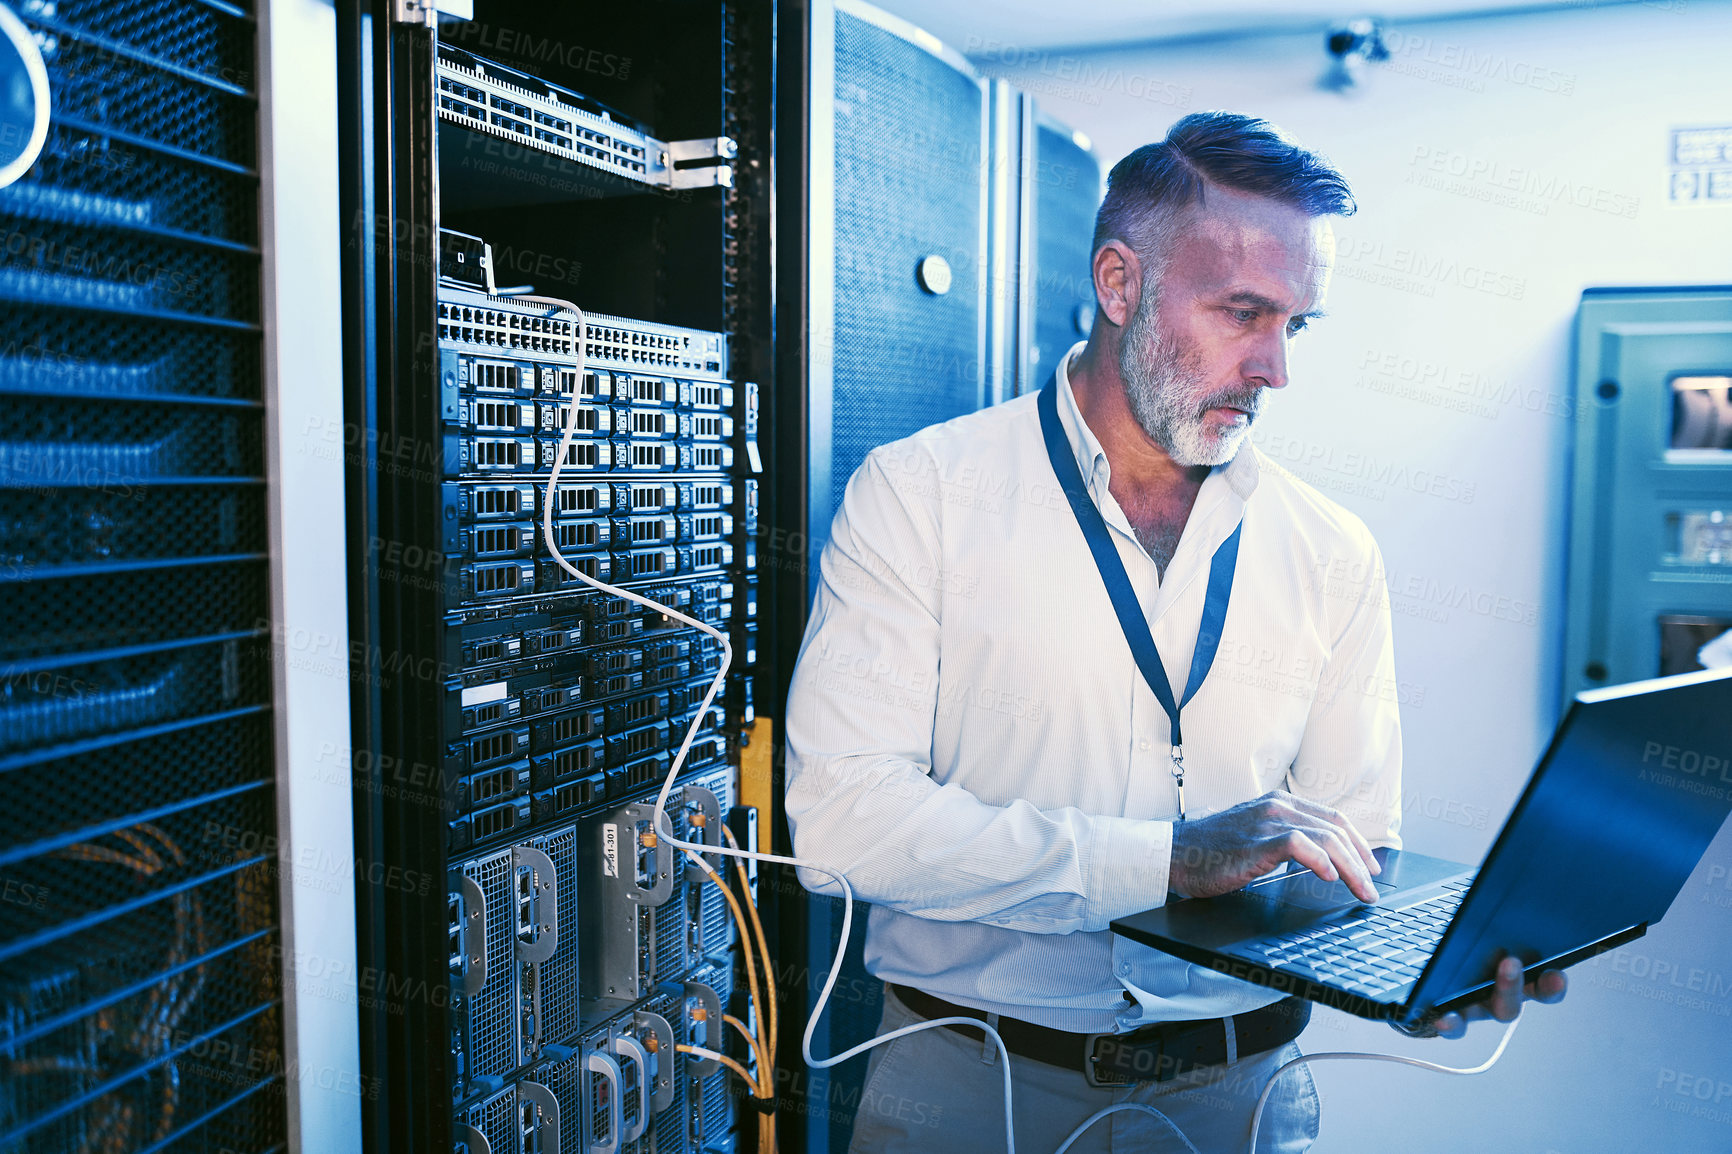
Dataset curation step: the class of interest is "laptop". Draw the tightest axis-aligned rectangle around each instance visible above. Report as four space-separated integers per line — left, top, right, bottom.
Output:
1111 666 1732 1031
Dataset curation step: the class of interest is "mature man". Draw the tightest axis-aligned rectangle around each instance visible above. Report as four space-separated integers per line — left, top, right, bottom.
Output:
784 112 1562 1153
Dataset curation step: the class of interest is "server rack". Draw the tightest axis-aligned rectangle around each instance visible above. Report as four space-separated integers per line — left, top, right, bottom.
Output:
0 1 290 1151
340 3 783 1151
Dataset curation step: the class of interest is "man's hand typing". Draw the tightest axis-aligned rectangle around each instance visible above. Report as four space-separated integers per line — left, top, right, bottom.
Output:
1168 790 1383 904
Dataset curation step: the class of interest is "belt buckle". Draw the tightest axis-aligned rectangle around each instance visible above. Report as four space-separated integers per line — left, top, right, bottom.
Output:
1083 1031 1150 1089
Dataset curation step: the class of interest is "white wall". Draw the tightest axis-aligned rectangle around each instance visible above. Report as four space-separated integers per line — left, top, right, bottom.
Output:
972 3 1732 1152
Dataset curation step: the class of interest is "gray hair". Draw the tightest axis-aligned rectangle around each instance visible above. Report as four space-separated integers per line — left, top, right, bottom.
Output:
1092 111 1356 273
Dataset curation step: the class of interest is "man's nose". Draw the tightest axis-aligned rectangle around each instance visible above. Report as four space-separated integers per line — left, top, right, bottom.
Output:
1244 328 1291 391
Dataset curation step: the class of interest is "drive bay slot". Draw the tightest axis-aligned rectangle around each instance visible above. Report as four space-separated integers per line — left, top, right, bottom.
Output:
541 439 612 471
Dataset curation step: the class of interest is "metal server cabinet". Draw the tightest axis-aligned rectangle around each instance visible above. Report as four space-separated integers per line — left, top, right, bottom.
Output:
812 0 988 559
0 1 314 1151
787 3 994 1150
1564 287 1732 704
340 2 780 1152
1027 109 1101 394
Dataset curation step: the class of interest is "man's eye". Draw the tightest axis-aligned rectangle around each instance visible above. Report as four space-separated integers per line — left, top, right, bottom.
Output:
1231 309 1258 323
1287 317 1310 336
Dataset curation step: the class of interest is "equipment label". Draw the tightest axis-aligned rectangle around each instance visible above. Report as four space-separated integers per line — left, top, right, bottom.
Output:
1668 125 1732 206
602 823 619 878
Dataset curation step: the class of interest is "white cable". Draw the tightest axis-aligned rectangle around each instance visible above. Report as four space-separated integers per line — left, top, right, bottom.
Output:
1049 1016 1521 1154
525 294 1525 1154
1052 1103 1203 1154
524 294 1020 1154
1245 1015 1520 1153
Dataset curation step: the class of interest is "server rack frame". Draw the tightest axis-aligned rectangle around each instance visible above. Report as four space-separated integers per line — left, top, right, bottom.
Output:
338 3 789 1151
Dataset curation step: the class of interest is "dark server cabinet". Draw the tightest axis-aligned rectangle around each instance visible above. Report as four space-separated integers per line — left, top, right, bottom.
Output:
340 2 784 1151
0 2 287 1152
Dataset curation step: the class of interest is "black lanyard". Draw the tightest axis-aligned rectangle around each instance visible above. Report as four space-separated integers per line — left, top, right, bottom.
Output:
1038 380 1243 821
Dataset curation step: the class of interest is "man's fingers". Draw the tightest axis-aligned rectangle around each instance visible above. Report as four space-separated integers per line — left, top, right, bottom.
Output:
1425 962 1564 1041
1284 794 1381 876
1278 830 1339 886
1296 820 1379 903
1542 969 1568 1001
1489 956 1524 1022
1531 969 1568 1004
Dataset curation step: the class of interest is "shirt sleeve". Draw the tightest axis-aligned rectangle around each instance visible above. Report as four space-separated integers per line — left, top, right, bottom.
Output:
1286 537 1404 849
783 447 1173 935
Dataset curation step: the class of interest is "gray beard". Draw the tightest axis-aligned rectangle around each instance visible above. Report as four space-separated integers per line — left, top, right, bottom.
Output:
1118 292 1259 468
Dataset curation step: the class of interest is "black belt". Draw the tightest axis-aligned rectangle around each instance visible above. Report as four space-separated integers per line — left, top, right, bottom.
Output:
889 984 1310 1088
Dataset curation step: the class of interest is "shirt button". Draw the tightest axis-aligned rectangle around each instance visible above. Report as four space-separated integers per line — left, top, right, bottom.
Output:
1118 963 1131 977
1138 740 1151 752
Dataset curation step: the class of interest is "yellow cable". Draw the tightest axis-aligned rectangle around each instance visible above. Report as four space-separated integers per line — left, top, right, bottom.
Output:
722 826 778 1057
689 850 768 1097
724 1013 771 1089
111 827 164 870
675 1044 758 1094
53 844 152 871
719 827 779 1154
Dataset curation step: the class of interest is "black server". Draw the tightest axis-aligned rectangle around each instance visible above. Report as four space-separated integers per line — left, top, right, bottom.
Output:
0 2 286 1152
341 3 779 1152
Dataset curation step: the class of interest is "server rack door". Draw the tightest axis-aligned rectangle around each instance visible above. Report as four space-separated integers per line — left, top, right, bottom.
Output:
0 1 292 1151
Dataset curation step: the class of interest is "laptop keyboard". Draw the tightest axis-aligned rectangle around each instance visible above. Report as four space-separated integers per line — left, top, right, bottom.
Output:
1240 878 1475 1000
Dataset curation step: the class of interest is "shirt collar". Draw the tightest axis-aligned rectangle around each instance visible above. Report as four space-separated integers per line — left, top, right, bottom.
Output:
1054 341 1260 501
1053 341 1112 490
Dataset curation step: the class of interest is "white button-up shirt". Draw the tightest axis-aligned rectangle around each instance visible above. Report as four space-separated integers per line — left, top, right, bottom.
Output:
784 343 1403 1033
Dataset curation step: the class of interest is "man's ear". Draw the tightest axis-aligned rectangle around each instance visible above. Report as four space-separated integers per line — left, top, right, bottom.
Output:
1093 241 1144 330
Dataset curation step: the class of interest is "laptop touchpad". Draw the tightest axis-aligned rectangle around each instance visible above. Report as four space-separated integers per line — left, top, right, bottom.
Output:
1248 870 1399 911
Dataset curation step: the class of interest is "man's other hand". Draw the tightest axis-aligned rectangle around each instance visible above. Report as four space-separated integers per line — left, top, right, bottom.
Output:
1401 955 1568 1039
1168 790 1382 903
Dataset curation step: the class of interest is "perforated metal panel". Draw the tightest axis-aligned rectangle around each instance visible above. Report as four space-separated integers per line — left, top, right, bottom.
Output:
533 826 581 1056
543 1045 588 1154
1031 115 1101 387
461 849 522 1089
829 1 986 505
0 1 280 1149
464 1083 520 1154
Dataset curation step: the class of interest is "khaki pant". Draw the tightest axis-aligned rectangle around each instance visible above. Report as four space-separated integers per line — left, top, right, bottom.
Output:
847 987 1321 1154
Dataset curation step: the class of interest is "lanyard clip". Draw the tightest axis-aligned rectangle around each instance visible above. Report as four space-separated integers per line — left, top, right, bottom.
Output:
1171 744 1186 822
